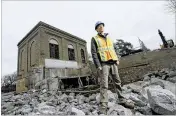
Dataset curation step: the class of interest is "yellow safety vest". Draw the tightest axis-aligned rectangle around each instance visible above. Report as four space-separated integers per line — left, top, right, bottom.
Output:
93 35 118 61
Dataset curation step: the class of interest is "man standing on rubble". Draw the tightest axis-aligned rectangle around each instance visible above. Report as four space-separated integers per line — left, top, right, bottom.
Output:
91 21 134 114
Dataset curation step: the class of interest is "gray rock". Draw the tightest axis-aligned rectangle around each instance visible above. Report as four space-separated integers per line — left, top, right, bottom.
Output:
82 108 90 115
46 101 57 106
69 92 75 97
166 76 176 83
124 81 144 95
147 88 176 115
42 89 47 93
108 101 116 108
89 100 97 105
141 84 163 100
13 107 21 115
91 110 98 115
160 68 170 73
70 107 85 115
135 111 145 116
107 104 133 115
55 106 64 114
68 95 74 102
137 95 148 104
19 104 33 114
169 71 176 78
121 92 131 99
150 78 165 88
12 95 22 100
143 75 150 81
2 102 14 109
92 105 98 110
135 106 152 115
60 93 68 103
14 99 26 106
37 102 56 115
143 72 153 77
150 78 176 95
84 97 90 103
70 98 78 103
129 94 147 107
39 95 48 102
162 75 168 80
89 94 96 101
122 86 132 94
29 98 39 107
59 102 68 111
2 94 14 102
2 102 15 112
48 96 58 106
77 95 86 104
151 75 155 78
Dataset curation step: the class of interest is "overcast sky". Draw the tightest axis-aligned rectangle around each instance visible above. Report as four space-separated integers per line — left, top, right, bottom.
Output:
2 1 175 76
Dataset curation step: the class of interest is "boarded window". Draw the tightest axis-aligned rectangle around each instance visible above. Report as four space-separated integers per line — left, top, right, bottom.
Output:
68 44 75 61
81 49 86 63
30 41 35 66
49 39 59 59
20 49 24 70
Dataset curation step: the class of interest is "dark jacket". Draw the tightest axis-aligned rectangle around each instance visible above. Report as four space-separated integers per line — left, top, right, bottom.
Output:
91 33 117 68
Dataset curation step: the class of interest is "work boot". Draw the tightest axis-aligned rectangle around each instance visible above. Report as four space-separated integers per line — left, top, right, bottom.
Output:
98 108 108 115
99 102 108 115
118 98 135 109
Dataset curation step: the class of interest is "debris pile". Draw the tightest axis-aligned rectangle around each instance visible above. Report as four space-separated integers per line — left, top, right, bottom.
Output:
1 68 176 115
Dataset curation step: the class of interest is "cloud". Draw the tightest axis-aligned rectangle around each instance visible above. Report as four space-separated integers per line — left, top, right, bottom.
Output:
2 1 175 76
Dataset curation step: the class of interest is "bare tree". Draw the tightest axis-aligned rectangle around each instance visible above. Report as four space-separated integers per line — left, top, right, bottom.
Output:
166 0 176 14
2 72 17 86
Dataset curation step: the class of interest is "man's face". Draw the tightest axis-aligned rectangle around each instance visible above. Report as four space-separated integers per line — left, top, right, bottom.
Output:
96 24 104 33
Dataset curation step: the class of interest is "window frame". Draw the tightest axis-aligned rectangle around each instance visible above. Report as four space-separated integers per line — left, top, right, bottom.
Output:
49 38 60 59
68 44 75 61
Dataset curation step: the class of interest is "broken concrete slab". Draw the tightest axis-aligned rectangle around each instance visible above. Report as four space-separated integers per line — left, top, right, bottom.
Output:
147 88 176 115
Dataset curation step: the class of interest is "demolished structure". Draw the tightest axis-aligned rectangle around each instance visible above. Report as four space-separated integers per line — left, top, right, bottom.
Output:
16 21 91 93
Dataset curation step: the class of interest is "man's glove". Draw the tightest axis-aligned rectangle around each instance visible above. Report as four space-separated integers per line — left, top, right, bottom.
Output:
116 60 120 65
97 67 102 75
98 67 102 71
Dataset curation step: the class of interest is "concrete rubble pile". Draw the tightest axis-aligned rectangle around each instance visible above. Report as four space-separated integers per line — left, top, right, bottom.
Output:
1 68 176 115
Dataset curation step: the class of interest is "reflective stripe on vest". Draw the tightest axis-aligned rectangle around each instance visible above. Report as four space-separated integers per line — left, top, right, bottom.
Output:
93 35 118 61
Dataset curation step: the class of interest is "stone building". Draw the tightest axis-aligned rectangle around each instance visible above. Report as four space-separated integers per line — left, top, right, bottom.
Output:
17 21 90 92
